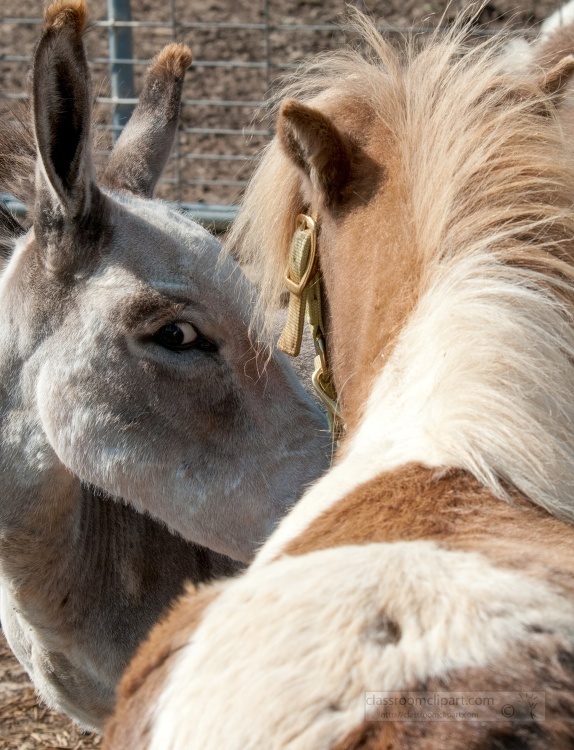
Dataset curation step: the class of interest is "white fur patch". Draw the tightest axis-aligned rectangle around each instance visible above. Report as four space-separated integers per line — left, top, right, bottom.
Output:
541 0 574 38
499 38 533 72
256 252 574 564
149 542 574 750
0 234 30 303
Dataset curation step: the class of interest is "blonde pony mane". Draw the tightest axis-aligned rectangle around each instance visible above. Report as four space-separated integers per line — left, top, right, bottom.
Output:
229 11 574 522
230 11 574 339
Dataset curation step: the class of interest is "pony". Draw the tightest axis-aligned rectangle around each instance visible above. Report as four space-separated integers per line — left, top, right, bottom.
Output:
105 9 574 749
0 0 328 731
503 0 574 113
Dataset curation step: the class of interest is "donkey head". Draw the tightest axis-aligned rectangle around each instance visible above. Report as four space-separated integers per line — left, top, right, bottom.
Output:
0 0 328 563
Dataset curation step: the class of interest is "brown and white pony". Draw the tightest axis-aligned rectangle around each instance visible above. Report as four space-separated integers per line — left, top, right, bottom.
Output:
105 12 574 749
0 0 328 731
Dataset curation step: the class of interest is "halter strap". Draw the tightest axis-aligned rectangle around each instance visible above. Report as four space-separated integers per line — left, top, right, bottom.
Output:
277 214 344 441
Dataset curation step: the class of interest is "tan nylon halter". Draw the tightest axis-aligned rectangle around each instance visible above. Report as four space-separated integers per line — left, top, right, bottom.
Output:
277 214 344 440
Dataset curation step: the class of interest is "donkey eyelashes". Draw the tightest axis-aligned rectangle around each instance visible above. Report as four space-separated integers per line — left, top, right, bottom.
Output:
152 321 218 353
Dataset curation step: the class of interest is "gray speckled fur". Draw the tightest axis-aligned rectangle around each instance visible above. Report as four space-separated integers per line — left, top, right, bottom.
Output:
0 7 329 731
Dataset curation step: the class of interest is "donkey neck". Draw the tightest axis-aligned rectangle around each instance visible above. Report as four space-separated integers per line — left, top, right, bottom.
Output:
0 481 222 634
0 256 160 613
0 297 242 728
0 479 239 729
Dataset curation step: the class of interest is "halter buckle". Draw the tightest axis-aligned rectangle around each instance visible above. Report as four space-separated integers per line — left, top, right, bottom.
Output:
283 214 317 296
278 211 345 443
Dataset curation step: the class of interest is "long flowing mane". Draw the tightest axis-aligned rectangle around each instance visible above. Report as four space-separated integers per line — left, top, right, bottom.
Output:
231 13 574 326
230 13 574 522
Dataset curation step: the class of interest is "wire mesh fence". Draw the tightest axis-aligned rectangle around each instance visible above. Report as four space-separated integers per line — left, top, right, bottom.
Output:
0 0 565 227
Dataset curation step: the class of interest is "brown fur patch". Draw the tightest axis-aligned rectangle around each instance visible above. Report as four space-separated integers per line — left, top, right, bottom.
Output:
103 582 224 749
44 0 87 33
282 464 574 598
152 43 192 79
535 23 574 70
540 54 574 96
305 96 417 424
235 91 431 424
333 644 574 749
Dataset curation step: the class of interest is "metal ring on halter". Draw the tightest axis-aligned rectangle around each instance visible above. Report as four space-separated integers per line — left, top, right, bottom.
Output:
312 366 343 422
313 335 329 380
277 211 345 442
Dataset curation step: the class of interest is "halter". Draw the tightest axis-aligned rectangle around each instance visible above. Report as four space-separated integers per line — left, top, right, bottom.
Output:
277 214 344 441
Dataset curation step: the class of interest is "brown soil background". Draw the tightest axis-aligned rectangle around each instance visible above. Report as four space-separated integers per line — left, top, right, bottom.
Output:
0 0 564 206
0 0 564 746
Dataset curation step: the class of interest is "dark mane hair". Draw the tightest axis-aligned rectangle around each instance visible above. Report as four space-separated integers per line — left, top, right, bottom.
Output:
0 102 36 209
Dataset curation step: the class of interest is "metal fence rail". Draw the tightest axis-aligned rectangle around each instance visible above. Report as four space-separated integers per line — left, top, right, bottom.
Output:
0 0 563 229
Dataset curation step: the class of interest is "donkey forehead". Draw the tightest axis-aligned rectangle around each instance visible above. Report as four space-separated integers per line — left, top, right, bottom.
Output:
82 198 250 326
85 264 199 318
108 196 222 275
80 264 250 339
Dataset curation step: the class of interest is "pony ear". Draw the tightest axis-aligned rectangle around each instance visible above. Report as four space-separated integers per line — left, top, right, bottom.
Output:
32 0 99 226
277 99 353 206
101 44 192 198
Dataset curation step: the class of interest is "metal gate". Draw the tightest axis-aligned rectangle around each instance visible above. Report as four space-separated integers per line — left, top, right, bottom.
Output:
0 0 562 229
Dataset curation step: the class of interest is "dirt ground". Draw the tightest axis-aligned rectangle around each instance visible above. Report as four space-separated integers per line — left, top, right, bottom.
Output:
0 630 101 749
0 0 567 746
0 0 564 205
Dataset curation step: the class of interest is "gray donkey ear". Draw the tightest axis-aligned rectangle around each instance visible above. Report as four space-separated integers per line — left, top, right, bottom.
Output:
101 44 192 198
33 0 100 229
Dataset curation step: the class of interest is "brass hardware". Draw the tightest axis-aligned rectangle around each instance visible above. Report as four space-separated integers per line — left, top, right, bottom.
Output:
283 214 317 296
278 212 345 443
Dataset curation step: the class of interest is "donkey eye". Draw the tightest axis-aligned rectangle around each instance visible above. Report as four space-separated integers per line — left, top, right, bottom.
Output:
153 322 198 350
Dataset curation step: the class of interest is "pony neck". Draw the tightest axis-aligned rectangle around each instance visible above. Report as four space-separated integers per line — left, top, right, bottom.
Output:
255 249 574 566
348 249 574 517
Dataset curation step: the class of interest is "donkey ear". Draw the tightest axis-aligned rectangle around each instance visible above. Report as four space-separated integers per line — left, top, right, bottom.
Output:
32 0 98 225
277 99 353 206
101 44 192 198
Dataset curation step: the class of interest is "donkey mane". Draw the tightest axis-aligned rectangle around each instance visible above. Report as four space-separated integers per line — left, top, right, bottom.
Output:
231 14 574 523
0 107 30 261
0 100 115 215
0 104 35 210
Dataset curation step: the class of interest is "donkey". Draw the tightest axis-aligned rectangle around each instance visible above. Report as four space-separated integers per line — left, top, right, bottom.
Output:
0 0 328 732
106 11 574 750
